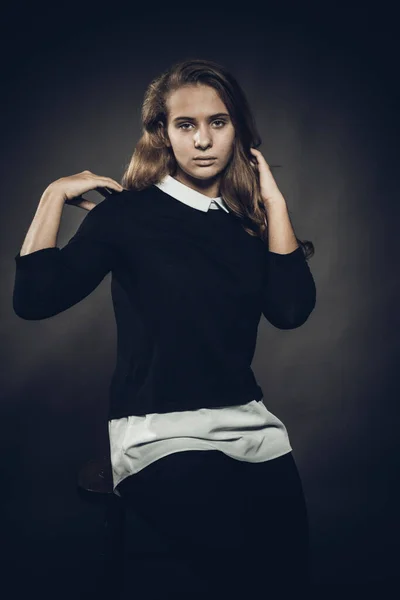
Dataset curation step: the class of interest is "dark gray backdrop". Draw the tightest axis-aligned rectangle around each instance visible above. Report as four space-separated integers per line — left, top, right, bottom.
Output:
1 2 399 595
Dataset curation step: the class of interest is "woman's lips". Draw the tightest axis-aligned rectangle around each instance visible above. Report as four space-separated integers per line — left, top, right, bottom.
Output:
194 158 216 165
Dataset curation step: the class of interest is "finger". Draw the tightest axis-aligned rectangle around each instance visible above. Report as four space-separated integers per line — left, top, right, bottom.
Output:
78 199 97 211
66 196 96 211
88 175 123 192
97 186 115 197
101 178 124 191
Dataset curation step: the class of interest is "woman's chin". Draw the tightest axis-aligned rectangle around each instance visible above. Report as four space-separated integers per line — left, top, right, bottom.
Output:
185 167 221 182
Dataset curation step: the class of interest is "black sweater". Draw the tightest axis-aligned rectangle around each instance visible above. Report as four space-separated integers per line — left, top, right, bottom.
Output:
13 180 316 420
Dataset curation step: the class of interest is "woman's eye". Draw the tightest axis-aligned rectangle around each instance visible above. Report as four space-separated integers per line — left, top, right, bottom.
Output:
178 120 226 130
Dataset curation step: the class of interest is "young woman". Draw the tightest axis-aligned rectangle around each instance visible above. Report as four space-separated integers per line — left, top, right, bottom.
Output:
13 58 316 598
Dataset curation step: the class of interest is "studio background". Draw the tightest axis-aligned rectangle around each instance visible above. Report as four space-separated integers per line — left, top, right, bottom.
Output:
1 2 398 595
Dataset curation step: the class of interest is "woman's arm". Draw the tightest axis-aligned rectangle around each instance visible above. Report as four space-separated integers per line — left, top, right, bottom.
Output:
262 246 317 330
13 189 121 320
252 162 316 330
19 186 65 256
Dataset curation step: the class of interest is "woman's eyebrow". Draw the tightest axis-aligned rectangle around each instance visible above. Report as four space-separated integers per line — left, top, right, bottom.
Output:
173 112 230 123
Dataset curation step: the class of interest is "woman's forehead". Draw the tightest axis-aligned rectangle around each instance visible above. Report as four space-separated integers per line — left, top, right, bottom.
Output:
167 85 228 116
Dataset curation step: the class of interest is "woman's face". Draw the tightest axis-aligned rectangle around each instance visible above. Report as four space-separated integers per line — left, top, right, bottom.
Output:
164 84 235 193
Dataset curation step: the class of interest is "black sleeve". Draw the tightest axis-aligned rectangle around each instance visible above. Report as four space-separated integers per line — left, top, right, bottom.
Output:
262 245 316 329
13 196 121 320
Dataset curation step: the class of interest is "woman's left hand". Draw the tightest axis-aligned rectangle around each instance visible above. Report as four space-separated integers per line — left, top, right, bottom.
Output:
250 147 284 206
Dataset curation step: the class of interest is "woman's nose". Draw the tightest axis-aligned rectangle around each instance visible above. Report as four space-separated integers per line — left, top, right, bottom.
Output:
194 128 212 147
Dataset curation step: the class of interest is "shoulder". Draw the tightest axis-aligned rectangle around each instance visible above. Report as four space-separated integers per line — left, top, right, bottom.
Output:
114 185 163 215
85 186 161 228
89 190 128 215
83 189 138 221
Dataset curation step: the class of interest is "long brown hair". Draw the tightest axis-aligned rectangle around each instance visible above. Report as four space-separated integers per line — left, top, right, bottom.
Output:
121 58 314 260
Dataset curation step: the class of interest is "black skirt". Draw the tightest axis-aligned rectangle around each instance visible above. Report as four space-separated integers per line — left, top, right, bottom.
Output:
116 449 310 599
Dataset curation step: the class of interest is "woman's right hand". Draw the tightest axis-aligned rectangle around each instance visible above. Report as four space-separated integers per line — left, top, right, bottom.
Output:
46 170 125 211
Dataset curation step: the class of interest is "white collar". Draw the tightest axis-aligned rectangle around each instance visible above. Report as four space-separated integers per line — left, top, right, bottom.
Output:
154 174 230 213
